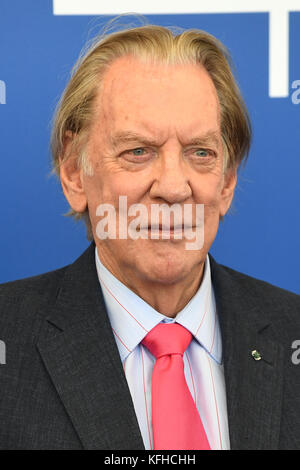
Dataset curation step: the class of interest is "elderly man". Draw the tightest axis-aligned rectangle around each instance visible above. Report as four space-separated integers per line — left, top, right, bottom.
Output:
0 24 299 451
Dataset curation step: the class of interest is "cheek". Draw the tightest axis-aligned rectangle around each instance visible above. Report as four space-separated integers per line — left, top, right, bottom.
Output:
83 170 149 222
109 181 144 214
192 180 223 240
193 178 223 212
82 174 103 205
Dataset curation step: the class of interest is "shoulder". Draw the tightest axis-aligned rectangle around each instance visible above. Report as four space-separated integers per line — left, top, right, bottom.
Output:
220 261 299 301
0 265 67 299
0 242 95 338
0 266 68 327
209 254 300 325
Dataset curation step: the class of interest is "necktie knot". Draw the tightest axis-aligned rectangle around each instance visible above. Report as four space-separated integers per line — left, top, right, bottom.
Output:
142 323 192 359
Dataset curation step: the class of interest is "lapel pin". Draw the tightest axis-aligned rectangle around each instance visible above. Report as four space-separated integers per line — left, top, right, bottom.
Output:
251 349 262 361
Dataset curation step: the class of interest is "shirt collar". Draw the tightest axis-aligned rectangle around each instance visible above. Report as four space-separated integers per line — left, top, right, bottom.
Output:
95 247 222 364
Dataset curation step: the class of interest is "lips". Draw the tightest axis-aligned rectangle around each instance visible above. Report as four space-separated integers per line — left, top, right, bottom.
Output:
141 224 196 231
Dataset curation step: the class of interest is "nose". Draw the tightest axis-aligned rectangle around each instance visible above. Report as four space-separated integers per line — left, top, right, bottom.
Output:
149 152 192 204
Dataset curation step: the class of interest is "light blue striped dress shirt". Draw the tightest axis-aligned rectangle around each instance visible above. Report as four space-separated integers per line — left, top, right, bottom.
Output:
95 247 230 450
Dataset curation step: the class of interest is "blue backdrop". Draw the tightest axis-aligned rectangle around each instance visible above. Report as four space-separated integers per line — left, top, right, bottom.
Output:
0 0 299 294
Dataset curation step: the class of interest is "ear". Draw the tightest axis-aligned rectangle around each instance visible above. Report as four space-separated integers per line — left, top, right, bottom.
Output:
219 166 237 217
59 131 88 213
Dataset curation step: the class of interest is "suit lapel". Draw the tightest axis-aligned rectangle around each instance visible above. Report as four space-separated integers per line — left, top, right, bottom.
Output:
36 241 284 450
37 242 144 450
209 254 284 449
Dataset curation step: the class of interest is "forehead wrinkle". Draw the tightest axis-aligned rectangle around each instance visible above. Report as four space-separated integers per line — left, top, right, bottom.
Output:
180 130 222 148
109 128 222 152
109 130 167 151
95 58 222 150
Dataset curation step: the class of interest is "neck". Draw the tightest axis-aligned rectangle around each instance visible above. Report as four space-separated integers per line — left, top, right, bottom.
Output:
133 268 205 317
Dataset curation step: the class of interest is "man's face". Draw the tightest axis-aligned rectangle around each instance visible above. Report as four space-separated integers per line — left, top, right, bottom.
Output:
65 56 236 286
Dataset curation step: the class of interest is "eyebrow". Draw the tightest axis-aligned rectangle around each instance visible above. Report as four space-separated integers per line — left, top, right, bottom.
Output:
110 130 221 149
110 131 160 149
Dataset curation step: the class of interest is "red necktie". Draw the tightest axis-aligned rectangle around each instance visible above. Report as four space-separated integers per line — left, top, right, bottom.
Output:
142 323 211 450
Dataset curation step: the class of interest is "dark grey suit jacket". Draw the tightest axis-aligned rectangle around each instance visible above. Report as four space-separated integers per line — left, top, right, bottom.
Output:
0 241 300 449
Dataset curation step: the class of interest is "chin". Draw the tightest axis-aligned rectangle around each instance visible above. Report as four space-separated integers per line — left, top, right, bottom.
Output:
138 248 192 285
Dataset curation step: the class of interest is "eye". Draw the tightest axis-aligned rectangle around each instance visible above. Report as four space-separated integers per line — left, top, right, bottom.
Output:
121 147 155 164
194 149 210 157
186 147 217 168
131 148 146 156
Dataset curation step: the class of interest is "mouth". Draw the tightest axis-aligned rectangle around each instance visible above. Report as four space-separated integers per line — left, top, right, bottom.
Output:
140 224 197 233
147 223 195 228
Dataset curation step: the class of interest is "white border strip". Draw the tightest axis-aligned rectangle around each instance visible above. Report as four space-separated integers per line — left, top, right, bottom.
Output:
53 0 300 15
269 8 289 98
53 1 300 97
